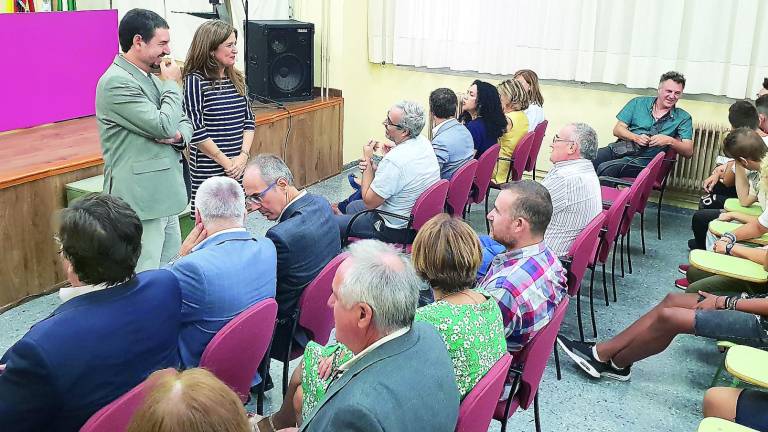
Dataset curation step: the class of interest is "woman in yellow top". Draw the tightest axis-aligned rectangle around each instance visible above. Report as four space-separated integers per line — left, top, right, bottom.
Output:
493 79 530 183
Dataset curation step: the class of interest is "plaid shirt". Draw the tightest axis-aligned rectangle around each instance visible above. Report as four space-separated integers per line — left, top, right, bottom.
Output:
478 242 567 352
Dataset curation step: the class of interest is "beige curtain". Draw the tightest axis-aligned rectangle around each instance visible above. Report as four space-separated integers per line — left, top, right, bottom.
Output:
368 0 768 98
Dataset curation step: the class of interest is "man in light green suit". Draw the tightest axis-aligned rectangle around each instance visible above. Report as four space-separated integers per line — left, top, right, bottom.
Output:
96 9 192 272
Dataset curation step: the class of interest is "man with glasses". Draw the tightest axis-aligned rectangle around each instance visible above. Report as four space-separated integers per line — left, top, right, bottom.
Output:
335 100 440 244
242 154 340 367
592 71 693 178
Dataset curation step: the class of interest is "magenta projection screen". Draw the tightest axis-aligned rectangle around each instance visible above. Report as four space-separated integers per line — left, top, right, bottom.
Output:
0 10 118 132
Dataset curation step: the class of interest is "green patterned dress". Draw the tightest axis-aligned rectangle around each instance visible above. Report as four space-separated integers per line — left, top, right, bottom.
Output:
301 289 507 418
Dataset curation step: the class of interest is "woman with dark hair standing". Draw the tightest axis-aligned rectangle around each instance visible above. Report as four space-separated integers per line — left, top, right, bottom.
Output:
183 20 254 214
459 79 507 157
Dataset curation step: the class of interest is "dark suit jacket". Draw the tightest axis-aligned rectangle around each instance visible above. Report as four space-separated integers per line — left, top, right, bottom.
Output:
300 322 460 432
0 270 182 432
266 193 341 319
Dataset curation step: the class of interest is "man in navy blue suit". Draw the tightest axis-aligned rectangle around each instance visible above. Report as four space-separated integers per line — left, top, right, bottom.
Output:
168 176 276 369
0 194 182 432
243 154 341 361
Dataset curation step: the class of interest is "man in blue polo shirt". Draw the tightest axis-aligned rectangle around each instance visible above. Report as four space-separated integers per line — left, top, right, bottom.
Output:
592 71 693 178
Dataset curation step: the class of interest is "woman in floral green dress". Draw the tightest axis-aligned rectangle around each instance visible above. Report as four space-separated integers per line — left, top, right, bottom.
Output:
256 215 506 431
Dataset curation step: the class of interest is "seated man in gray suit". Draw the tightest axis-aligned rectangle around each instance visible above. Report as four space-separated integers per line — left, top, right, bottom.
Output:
299 240 459 432
430 88 475 179
243 155 341 362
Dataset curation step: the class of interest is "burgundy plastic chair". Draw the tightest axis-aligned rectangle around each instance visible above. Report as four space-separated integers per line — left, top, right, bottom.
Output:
525 120 549 180
620 147 678 240
343 179 449 251
561 212 605 342
446 159 478 217
199 298 278 406
79 370 163 432
455 353 513 432
600 152 663 276
596 188 631 305
278 252 349 395
494 297 570 432
493 131 535 185
467 144 500 232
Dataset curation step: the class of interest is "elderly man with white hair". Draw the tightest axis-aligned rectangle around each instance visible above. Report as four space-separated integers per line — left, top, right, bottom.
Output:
168 176 277 369
335 100 440 244
298 240 459 432
541 122 602 256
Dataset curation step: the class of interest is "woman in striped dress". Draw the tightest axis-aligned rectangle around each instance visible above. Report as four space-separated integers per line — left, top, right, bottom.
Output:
183 20 254 214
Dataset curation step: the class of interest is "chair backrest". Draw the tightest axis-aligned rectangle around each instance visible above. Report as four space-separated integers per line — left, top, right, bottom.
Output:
635 152 665 213
446 160 478 216
199 298 278 403
508 131 536 182
619 152 663 235
455 353 513 432
79 373 156 432
410 179 449 230
514 296 570 410
297 252 349 346
655 147 678 189
470 144 501 204
598 187 631 263
565 213 606 296
525 120 549 172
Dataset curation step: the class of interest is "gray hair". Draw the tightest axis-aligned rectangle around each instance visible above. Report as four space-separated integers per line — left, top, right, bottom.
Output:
393 100 426 137
338 240 420 334
247 154 295 186
195 176 245 225
570 122 598 160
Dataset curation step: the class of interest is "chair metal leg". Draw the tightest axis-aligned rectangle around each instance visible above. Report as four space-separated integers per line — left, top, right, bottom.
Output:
627 227 633 275
534 392 542 432
588 265 597 338
640 211 646 255
576 289 585 342
611 240 618 302
657 185 666 240
554 340 562 381
602 262 610 307
619 234 625 278
532 163 537 181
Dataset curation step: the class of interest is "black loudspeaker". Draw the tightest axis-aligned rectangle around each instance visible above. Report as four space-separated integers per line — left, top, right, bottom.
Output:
246 20 314 102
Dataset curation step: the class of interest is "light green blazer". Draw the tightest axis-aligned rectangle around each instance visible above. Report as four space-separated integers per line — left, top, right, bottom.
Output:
95 55 192 220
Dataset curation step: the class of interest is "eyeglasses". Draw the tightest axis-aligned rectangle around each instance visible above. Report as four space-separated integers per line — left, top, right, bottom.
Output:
382 116 404 129
552 135 575 145
246 180 278 206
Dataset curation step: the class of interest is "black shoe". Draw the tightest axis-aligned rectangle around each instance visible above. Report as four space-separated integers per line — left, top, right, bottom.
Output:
556 336 609 379
603 362 632 381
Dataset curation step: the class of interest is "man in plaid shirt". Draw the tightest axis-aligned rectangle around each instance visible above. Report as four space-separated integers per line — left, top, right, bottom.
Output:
478 180 567 352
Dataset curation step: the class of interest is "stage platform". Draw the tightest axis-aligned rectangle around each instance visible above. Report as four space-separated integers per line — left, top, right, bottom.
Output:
0 94 343 310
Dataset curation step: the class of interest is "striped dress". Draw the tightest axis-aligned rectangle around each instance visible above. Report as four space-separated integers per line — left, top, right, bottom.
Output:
183 73 255 213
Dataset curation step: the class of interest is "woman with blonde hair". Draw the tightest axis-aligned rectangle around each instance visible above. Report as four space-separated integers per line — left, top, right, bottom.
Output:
183 20 254 214
493 79 530 183
256 215 506 431
126 368 251 432
513 69 546 131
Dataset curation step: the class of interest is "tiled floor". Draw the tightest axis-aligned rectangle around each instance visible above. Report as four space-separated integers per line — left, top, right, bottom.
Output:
0 168 716 431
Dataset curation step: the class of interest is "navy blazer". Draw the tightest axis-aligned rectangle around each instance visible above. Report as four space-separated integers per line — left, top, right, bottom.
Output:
0 270 181 432
266 193 341 318
300 322 460 432
169 229 276 368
